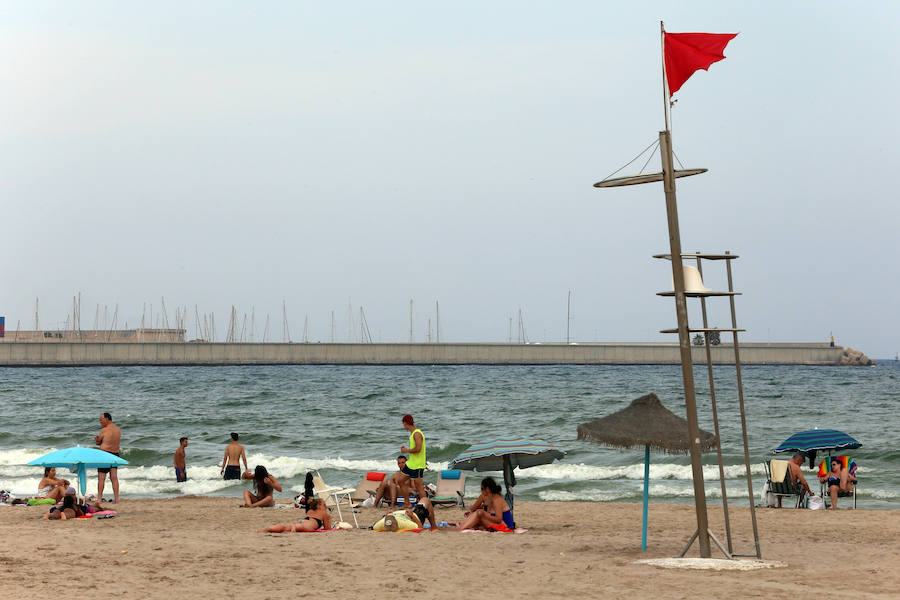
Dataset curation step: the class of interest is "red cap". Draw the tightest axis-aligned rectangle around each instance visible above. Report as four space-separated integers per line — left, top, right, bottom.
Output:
402 414 414 426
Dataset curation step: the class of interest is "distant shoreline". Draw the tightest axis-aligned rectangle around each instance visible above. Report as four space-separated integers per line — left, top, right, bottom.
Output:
0 341 859 367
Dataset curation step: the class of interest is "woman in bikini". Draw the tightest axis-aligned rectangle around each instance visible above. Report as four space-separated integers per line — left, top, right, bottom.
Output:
241 465 282 508
456 477 515 531
37 467 69 503
818 458 855 509
257 498 331 533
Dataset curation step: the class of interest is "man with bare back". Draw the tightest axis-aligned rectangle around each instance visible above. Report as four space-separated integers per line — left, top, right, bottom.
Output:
221 432 248 480
94 412 122 503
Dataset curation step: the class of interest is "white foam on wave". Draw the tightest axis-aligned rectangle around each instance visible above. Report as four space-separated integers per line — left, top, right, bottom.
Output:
538 484 752 502
0 448 59 466
860 489 898 500
520 461 765 481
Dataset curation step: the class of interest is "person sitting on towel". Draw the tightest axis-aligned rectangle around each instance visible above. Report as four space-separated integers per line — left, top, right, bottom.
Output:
456 477 515 531
373 496 437 531
257 498 332 533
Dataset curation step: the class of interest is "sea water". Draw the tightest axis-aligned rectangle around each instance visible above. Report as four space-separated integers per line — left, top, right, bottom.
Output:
0 362 896 508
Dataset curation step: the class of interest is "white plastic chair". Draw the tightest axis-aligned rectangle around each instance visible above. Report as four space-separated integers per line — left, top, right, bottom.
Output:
311 470 358 528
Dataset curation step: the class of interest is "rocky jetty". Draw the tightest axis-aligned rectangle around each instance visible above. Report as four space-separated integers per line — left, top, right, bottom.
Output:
839 347 876 366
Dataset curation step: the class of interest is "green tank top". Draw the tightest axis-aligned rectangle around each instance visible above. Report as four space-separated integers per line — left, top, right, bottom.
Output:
407 428 426 469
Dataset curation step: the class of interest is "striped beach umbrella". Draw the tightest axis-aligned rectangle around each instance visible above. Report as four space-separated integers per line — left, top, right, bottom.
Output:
773 429 862 454
449 436 565 514
773 429 861 469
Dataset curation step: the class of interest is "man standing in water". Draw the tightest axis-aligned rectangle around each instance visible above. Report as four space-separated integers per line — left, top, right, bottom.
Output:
94 412 122 503
220 432 248 480
174 437 188 483
399 415 427 506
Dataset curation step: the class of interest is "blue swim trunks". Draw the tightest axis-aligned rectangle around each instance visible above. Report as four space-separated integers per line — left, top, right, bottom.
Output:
175 467 187 482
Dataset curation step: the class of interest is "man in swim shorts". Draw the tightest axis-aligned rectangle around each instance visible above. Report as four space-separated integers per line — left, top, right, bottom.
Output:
372 455 408 508
221 432 248 480
174 437 188 482
399 414 427 508
94 412 122 503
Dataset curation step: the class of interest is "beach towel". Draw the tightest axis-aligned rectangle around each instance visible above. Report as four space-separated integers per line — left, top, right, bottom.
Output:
27 498 56 506
817 456 857 478
460 527 528 534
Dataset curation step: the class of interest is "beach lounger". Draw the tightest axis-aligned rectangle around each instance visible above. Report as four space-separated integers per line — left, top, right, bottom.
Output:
311 470 358 528
431 470 466 508
818 456 858 509
765 459 804 508
351 471 387 503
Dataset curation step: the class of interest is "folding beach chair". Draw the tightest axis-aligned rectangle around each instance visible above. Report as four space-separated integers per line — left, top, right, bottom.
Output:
351 471 387 503
312 470 358 528
431 469 466 508
765 459 804 509
817 456 858 509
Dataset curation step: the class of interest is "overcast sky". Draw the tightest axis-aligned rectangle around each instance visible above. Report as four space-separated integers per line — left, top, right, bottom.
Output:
1 2 897 357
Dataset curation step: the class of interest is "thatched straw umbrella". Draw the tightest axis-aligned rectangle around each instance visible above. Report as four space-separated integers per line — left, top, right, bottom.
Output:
577 392 716 550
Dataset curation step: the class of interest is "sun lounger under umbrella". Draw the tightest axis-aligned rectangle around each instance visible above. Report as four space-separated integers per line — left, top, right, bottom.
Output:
577 393 716 551
27 447 128 496
449 435 564 519
773 429 861 468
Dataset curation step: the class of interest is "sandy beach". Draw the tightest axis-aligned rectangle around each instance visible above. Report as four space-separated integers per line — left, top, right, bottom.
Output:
1 498 897 599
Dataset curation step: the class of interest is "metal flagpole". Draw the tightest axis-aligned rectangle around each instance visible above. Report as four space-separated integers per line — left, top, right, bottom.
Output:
660 20 711 558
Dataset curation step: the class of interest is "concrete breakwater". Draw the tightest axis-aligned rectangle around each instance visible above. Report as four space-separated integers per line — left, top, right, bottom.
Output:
0 341 852 366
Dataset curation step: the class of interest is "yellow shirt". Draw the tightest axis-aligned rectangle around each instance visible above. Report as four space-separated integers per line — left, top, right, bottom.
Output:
407 428 426 469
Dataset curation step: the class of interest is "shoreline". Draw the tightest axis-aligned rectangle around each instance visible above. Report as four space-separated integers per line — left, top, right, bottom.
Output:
1 497 897 598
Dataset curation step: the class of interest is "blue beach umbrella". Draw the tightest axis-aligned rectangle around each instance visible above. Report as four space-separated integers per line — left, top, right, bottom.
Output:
773 429 862 468
449 435 565 515
28 447 128 496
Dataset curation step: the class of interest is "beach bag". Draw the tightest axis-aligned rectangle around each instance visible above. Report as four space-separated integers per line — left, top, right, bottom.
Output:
807 495 825 510
759 482 775 508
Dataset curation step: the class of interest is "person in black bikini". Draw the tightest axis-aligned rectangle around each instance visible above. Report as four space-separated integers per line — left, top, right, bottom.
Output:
257 498 331 533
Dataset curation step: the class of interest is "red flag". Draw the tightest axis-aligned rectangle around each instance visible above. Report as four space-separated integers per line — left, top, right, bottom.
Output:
664 32 737 96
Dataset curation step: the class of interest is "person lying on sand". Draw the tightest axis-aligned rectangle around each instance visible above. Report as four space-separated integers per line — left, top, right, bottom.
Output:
372 496 437 531
241 465 282 508
37 467 69 503
44 488 83 520
819 457 856 509
257 498 332 533
456 477 514 531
